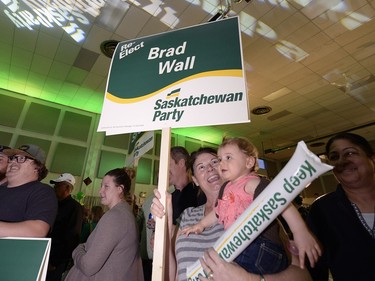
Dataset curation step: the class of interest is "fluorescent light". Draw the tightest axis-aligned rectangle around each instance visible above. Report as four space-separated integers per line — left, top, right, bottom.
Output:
263 87 292 101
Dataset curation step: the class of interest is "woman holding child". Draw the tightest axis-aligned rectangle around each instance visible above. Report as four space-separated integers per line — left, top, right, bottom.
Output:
152 141 313 281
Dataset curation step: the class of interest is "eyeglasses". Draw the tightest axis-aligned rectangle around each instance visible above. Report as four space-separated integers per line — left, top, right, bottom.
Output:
8 155 34 163
195 158 220 173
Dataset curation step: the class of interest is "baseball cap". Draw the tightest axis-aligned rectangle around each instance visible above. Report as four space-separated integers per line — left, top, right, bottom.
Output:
3 144 46 164
0 145 11 153
50 173 76 186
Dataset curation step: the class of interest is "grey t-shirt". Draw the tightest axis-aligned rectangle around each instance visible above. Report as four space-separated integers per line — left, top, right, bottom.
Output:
176 205 224 281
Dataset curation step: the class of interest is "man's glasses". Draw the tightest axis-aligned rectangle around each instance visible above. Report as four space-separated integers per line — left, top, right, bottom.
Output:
8 155 34 163
195 158 220 173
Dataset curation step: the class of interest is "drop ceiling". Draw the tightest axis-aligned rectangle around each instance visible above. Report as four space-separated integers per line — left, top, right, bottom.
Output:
1 0 375 161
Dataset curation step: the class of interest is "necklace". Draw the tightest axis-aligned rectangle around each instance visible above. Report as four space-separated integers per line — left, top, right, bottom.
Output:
351 202 375 239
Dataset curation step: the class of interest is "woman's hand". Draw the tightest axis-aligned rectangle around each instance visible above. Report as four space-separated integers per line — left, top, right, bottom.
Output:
198 248 257 281
198 247 312 281
150 189 166 219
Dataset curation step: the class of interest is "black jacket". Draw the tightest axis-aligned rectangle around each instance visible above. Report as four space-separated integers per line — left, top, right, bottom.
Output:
307 185 375 281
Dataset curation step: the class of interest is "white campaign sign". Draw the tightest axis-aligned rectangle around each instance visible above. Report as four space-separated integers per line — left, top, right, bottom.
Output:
98 17 249 135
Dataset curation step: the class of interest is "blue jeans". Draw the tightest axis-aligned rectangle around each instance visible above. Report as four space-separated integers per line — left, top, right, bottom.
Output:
234 236 289 275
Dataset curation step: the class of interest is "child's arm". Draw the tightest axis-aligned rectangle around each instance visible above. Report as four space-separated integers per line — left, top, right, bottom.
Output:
282 204 322 269
180 209 217 236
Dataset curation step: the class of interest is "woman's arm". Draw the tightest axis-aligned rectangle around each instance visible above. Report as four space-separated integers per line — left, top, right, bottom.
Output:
72 210 126 276
199 248 312 281
180 210 217 236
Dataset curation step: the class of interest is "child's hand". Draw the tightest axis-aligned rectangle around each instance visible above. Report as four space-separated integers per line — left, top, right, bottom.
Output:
293 228 322 269
180 223 204 236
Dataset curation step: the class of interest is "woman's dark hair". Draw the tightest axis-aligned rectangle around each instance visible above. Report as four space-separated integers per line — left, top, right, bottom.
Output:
34 160 48 181
189 147 218 176
326 132 374 157
105 168 132 195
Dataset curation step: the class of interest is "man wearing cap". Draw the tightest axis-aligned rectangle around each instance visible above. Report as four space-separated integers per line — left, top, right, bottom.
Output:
0 145 10 186
0 144 58 237
47 173 83 281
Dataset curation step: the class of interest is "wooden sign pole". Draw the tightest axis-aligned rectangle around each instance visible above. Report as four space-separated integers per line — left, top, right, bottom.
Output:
152 127 171 281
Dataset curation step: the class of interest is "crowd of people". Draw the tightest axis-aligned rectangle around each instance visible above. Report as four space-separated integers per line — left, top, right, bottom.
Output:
0 131 374 281
0 144 143 281
151 145 312 281
151 133 375 281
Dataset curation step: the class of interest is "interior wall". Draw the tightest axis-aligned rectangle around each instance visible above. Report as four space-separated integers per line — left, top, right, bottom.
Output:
0 89 218 207
0 89 334 208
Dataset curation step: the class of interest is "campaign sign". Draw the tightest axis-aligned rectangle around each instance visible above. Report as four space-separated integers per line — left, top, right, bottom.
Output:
0 237 51 281
125 131 154 167
98 17 249 135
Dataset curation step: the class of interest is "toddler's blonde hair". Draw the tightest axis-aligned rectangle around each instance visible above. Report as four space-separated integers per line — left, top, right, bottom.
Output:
220 136 259 172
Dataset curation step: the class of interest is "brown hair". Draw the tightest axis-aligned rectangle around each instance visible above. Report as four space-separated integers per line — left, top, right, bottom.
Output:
104 168 132 196
171 146 190 171
220 136 259 172
34 160 48 181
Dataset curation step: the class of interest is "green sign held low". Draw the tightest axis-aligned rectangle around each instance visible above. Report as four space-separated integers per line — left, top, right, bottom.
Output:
0 237 51 281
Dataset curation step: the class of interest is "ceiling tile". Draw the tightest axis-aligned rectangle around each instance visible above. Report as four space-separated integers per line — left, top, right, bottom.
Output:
83 24 113 53
73 48 99 72
115 5 152 39
2 0 375 161
54 40 81 65
31 54 53 75
13 28 38 52
35 31 61 59
11 47 33 69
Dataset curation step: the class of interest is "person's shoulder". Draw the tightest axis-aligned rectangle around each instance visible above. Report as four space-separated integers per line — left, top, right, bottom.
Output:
258 175 271 183
253 176 270 197
244 174 261 188
67 195 83 209
182 205 204 217
182 182 201 198
313 189 338 203
26 180 49 187
110 201 133 218
104 202 137 232
28 181 55 194
310 189 339 212
183 181 196 191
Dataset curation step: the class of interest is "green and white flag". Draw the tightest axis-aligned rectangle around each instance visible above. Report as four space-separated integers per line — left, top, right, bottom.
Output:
125 131 154 167
98 17 249 135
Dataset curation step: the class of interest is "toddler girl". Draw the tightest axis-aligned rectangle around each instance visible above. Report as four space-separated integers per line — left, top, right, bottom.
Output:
181 137 321 274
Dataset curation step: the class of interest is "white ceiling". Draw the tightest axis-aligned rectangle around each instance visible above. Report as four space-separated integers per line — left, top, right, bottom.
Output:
1 0 375 161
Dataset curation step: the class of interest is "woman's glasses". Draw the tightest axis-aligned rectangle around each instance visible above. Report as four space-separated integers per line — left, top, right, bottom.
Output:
8 155 34 163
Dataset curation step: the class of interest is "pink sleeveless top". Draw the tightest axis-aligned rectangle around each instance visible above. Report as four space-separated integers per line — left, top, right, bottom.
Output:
216 174 259 229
